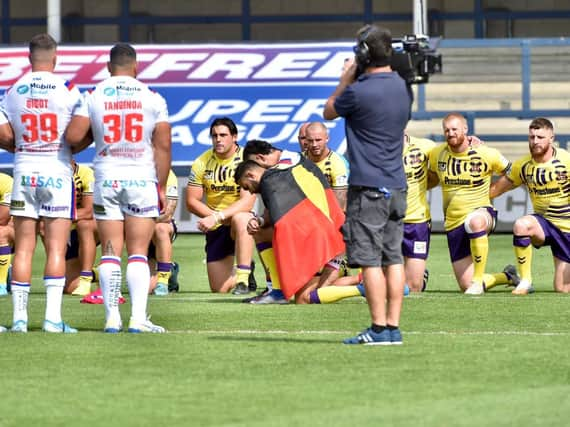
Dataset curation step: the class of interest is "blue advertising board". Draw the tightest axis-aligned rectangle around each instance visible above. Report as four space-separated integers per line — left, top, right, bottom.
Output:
0 43 354 167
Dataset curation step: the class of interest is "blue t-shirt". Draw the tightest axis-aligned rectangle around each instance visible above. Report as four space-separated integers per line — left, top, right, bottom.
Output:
334 71 412 189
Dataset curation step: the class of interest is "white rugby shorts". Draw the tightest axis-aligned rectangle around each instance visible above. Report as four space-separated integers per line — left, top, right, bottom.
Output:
10 170 74 219
93 178 160 220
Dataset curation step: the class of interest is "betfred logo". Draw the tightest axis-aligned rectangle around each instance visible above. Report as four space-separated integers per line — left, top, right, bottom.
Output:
0 43 351 167
0 44 353 86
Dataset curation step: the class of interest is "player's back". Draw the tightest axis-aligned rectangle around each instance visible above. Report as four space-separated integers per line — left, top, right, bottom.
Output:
3 71 79 173
85 75 168 181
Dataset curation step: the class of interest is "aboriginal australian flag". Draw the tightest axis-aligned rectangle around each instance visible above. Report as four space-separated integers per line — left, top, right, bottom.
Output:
260 156 345 299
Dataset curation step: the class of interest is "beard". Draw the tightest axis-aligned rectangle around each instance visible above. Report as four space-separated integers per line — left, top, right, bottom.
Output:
446 134 465 147
529 142 550 157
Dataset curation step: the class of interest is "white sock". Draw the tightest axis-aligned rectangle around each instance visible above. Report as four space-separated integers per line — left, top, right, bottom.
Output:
11 282 30 324
127 255 150 323
44 276 65 324
99 256 122 324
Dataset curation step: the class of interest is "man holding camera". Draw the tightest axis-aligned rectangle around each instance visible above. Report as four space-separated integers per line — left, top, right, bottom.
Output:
323 24 413 345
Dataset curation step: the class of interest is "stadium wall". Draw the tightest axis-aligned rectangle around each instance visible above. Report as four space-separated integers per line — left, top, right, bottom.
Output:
3 0 570 44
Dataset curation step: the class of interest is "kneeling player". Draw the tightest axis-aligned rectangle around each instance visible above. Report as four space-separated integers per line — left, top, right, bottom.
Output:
148 169 180 295
0 172 14 296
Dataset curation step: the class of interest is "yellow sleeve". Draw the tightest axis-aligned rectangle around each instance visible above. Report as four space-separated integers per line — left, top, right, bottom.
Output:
507 157 525 187
428 144 443 173
188 151 207 187
166 170 179 200
329 153 349 188
488 147 511 175
0 173 13 206
80 165 94 195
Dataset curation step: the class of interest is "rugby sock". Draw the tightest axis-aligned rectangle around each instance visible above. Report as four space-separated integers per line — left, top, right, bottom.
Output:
156 262 171 285
11 281 30 324
468 231 488 285
127 255 150 323
0 245 11 285
79 270 94 283
44 276 65 323
309 286 363 304
513 235 532 282
257 242 281 290
482 273 509 290
235 264 251 286
92 266 100 283
99 256 122 324
74 270 94 294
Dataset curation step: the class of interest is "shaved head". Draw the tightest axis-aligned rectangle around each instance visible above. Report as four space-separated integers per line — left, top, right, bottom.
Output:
28 33 57 69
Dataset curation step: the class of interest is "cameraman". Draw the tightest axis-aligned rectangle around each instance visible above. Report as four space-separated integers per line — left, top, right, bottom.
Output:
323 24 413 345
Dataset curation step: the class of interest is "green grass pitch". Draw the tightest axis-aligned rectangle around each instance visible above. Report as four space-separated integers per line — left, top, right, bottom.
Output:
0 233 569 427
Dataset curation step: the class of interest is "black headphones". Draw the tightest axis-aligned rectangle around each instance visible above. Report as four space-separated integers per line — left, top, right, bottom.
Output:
353 26 374 67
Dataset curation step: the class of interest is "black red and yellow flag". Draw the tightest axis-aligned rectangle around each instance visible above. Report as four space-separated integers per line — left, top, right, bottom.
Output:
260 156 345 299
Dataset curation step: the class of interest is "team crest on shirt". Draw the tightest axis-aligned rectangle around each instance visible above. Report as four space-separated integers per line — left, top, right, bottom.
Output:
405 150 424 166
555 169 568 182
469 160 483 173
438 161 447 171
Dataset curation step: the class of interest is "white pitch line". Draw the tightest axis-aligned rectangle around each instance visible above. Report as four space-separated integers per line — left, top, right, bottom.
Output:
163 329 570 337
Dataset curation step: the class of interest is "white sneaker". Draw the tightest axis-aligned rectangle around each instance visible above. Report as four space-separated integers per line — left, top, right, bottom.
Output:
464 282 485 295
512 279 534 295
43 320 78 333
104 318 123 334
0 325 7 333
127 317 166 334
11 319 28 333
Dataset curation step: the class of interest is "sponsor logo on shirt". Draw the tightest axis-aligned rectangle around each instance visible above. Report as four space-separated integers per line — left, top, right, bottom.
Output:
20 175 63 189
102 179 148 188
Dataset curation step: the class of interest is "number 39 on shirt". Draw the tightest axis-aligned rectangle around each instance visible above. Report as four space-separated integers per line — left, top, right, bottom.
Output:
21 113 58 143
